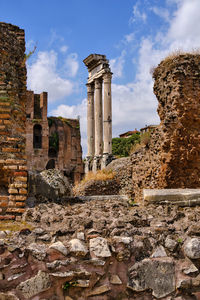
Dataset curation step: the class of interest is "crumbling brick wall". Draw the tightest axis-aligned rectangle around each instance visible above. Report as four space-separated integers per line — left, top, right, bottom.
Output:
0 22 27 219
131 54 200 201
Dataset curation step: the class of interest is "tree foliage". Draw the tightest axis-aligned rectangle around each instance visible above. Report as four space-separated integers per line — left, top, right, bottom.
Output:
112 133 140 157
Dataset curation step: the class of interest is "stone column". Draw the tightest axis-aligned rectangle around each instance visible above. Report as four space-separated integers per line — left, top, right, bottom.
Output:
93 78 103 172
103 72 112 154
85 83 95 173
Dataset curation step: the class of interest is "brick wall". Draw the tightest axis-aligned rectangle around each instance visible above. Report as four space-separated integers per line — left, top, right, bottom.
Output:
0 22 27 220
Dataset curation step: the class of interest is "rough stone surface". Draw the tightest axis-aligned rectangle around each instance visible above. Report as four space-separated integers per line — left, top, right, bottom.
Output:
17 270 51 298
2 199 200 298
184 238 200 259
89 237 111 258
128 258 175 298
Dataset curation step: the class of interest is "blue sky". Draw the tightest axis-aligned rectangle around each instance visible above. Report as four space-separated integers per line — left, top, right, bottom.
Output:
1 0 200 155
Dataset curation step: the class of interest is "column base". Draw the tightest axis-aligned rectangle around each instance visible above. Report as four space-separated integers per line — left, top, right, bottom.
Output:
101 153 113 169
85 156 93 174
92 156 102 172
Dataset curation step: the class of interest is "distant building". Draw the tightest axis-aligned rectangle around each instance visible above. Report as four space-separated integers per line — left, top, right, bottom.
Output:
26 91 84 183
140 125 158 134
119 129 139 138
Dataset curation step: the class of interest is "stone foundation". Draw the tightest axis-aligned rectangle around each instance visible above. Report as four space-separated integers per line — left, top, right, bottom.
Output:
0 22 27 220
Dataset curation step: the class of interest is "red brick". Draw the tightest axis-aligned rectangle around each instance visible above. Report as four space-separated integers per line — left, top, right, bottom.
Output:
0 215 15 220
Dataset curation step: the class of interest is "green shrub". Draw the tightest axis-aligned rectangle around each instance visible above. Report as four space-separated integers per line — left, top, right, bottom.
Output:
112 133 140 157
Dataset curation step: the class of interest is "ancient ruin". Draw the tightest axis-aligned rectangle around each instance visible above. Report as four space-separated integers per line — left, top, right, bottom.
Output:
0 23 27 220
26 91 84 183
83 54 113 172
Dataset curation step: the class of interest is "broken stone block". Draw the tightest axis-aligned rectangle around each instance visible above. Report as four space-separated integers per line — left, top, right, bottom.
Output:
128 258 175 299
16 270 51 299
68 239 88 256
88 284 111 296
89 237 111 258
110 274 122 285
151 245 167 258
49 241 68 256
184 238 200 259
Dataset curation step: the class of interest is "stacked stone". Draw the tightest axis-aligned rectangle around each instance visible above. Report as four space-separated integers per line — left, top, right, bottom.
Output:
0 22 27 220
153 54 200 188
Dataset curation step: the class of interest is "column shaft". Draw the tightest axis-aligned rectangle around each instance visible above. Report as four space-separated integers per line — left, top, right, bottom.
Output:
103 73 112 154
86 83 95 157
94 78 103 156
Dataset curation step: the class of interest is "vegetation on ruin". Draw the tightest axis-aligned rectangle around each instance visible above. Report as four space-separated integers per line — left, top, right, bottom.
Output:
130 131 151 154
152 50 200 80
73 169 116 194
112 132 140 157
49 132 59 151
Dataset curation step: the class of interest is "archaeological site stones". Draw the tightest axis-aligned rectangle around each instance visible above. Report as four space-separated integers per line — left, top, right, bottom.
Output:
3 20 200 300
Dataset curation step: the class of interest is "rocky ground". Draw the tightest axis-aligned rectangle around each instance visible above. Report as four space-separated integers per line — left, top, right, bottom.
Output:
1 197 200 299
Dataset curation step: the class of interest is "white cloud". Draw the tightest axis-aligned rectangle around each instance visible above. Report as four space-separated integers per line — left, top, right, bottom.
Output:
124 32 135 43
167 0 200 49
64 53 79 77
50 99 87 155
27 50 74 102
60 45 68 53
151 6 170 22
130 2 147 23
110 50 126 79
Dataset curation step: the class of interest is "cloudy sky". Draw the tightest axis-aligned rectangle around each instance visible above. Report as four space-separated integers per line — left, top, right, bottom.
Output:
1 0 200 155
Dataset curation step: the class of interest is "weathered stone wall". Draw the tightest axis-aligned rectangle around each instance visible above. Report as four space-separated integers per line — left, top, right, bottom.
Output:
26 93 84 183
1 199 200 299
0 22 27 220
131 54 200 201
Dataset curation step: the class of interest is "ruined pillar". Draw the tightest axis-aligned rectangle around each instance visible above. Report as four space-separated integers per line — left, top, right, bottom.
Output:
102 72 112 168
93 78 103 172
83 54 113 172
153 54 200 188
0 23 27 220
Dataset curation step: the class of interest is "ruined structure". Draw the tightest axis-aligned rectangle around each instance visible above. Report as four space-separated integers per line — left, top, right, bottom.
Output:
131 54 200 200
0 23 27 220
83 54 112 172
26 91 84 183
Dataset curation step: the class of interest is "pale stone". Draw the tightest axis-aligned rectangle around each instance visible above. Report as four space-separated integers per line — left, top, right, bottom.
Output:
65 297 73 300
7 272 25 281
165 236 177 252
151 246 167 258
77 232 85 240
143 188 200 206
113 236 132 245
110 274 122 285
183 263 199 276
88 284 111 296
128 258 175 299
184 238 200 259
76 280 90 287
0 293 19 300
16 270 51 299
27 243 46 260
0 231 6 239
49 241 68 256
69 238 88 256
90 237 111 258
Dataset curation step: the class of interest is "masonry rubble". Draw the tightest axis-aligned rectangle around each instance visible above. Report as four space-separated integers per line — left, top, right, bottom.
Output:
1 197 200 299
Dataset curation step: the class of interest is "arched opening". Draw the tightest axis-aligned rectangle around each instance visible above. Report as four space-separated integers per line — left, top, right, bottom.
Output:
46 159 55 170
33 124 42 149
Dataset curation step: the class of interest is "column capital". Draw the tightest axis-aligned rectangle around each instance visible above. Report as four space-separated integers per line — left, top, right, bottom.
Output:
94 78 102 89
86 82 94 93
103 72 112 83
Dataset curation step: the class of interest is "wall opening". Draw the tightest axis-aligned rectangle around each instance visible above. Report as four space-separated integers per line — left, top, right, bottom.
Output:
33 124 42 149
46 159 55 170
